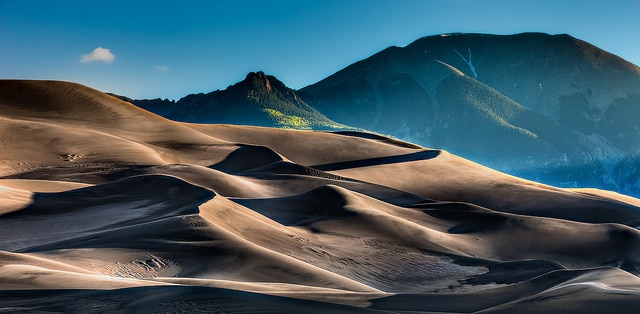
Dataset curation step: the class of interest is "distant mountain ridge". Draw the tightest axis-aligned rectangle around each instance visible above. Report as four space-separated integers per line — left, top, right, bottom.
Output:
299 32 640 195
119 33 640 196
115 71 348 130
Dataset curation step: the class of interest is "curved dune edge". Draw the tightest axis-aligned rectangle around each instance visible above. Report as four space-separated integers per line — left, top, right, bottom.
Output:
1 80 640 312
569 188 640 209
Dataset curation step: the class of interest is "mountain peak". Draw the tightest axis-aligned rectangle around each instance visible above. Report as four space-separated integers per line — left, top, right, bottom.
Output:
300 32 640 195
245 71 268 80
244 71 275 92
123 71 346 130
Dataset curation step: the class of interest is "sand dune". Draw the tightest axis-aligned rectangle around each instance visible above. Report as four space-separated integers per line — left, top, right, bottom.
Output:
2 80 640 312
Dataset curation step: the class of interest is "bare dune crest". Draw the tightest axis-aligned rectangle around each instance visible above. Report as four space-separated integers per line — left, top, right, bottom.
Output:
0 185 32 215
2 80 640 312
0 79 231 147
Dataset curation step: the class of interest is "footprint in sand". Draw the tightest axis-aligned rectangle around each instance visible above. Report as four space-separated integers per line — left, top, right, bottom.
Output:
58 153 82 161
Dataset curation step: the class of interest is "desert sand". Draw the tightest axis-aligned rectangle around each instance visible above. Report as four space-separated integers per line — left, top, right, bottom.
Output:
2 80 640 312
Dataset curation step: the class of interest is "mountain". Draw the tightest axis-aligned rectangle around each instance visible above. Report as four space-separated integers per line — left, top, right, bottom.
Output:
299 33 640 195
117 71 348 130
3 79 640 312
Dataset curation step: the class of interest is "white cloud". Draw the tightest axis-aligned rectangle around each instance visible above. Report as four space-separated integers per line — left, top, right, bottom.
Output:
80 47 115 64
154 65 170 72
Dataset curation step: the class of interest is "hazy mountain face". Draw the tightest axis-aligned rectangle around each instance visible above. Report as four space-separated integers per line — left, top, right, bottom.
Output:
299 33 640 196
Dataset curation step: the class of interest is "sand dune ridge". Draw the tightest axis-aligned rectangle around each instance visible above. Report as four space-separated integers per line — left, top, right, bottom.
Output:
2 80 640 312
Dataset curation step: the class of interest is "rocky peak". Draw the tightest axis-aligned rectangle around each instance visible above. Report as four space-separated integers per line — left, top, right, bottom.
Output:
244 71 273 92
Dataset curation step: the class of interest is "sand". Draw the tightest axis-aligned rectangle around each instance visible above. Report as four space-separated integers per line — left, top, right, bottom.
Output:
2 80 640 313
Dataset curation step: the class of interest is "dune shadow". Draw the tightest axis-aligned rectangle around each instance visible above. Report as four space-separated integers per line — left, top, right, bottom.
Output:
0 286 379 313
0 175 216 252
311 150 440 171
209 144 283 173
0 165 154 185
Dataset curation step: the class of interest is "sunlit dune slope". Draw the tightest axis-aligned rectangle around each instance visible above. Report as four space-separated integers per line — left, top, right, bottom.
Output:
2 80 640 313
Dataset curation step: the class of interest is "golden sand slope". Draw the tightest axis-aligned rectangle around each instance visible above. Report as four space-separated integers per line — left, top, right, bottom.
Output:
1 80 640 313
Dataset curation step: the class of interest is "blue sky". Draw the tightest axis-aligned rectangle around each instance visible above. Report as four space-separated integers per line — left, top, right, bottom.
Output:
1 0 639 100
